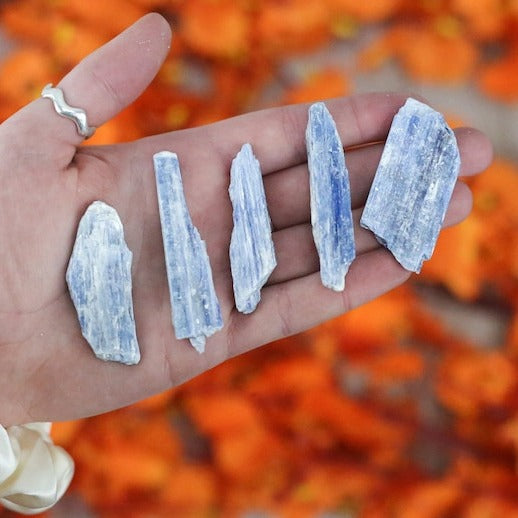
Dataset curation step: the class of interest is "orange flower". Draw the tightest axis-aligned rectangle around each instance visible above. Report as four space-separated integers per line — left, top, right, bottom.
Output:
398 24 478 82
60 0 145 38
277 463 378 517
296 390 408 452
450 456 518 501
282 68 350 105
478 47 518 102
436 351 517 416
50 419 85 447
499 416 518 457
179 0 250 60
358 25 409 71
68 410 182 506
506 310 518 358
422 218 484 300
132 387 176 411
0 0 60 45
327 0 402 22
0 47 55 108
451 0 508 40
349 349 425 388
185 392 282 481
51 21 108 65
468 159 518 296
396 481 461 518
160 465 217 512
186 393 262 437
214 428 279 481
360 22 478 83
254 0 331 56
85 106 142 145
333 286 415 352
245 356 334 397
463 496 518 518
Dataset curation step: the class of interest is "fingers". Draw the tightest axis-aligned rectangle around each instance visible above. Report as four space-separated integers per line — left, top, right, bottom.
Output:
269 209 376 285
58 13 171 136
265 127 492 231
266 142 384 230
444 181 473 224
196 92 412 175
1 13 171 170
227 248 411 356
456 127 494 177
188 96 493 182
268 181 472 286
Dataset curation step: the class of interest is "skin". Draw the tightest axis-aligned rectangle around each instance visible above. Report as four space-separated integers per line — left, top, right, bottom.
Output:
0 14 493 426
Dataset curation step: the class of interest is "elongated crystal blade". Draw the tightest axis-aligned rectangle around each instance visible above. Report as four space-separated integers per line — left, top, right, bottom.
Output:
229 143 276 313
306 102 356 291
66 201 140 365
154 151 223 353
360 98 461 272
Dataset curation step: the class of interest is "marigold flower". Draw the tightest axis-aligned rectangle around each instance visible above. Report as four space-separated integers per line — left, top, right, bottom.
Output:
179 0 250 60
283 68 350 104
437 351 517 416
478 48 518 101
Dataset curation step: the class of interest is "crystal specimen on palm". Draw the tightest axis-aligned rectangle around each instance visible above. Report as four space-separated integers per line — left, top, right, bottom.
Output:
306 101 355 291
66 201 140 365
229 143 276 313
154 151 223 353
360 98 460 273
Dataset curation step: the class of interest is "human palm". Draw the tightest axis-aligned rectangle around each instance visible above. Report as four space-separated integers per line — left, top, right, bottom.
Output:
0 14 492 425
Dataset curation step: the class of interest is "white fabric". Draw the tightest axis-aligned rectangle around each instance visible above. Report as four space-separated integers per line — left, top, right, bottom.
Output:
0 423 74 515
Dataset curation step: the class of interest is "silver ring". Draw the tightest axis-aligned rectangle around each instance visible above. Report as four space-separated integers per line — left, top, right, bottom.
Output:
41 83 96 139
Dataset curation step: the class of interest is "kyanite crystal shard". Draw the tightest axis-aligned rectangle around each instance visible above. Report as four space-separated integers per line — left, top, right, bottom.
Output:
154 151 223 353
360 98 461 273
306 102 356 291
229 143 276 313
66 201 140 365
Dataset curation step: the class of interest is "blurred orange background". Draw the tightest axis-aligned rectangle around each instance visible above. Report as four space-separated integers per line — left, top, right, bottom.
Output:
0 1 518 516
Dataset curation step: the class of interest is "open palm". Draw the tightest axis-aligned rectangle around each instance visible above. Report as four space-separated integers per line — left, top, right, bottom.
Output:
0 14 492 426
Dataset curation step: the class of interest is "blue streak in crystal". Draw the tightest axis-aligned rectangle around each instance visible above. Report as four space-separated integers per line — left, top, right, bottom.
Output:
66 201 140 365
154 151 223 353
306 102 355 291
229 143 276 314
360 98 461 273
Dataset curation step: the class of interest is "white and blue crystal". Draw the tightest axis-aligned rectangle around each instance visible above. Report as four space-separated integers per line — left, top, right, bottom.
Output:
66 201 140 365
229 143 276 314
154 151 223 353
306 102 356 291
360 98 461 273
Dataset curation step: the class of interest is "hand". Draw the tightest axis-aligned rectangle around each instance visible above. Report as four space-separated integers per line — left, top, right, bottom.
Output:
0 14 493 425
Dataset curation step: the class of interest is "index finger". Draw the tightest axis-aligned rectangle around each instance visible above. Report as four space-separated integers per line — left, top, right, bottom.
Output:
157 93 411 176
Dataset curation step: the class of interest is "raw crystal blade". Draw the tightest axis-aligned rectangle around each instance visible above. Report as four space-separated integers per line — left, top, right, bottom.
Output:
66 201 140 365
306 102 356 291
229 143 276 313
154 151 223 353
360 98 461 273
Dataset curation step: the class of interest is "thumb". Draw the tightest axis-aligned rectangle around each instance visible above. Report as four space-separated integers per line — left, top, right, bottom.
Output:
1 13 172 168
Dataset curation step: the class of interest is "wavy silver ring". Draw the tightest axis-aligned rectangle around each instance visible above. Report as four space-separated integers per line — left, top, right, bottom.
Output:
41 83 96 139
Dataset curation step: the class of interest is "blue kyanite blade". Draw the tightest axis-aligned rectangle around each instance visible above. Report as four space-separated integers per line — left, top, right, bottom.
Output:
306 102 356 291
360 98 461 273
66 201 140 365
229 143 277 314
153 151 223 353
